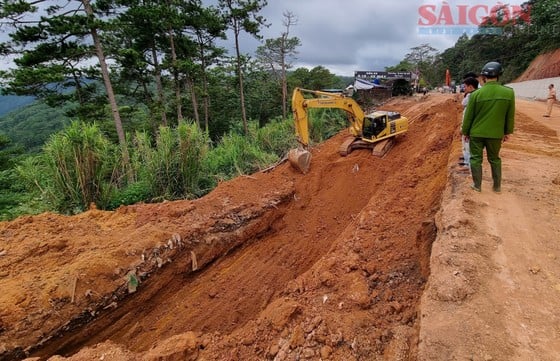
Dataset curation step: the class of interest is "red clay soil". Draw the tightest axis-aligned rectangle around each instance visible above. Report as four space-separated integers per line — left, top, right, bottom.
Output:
1 94 461 361
417 98 560 361
513 48 560 82
3 67 560 360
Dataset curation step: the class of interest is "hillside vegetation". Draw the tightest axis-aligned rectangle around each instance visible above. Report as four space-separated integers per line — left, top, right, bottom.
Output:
0 0 558 221
0 94 35 117
0 101 70 152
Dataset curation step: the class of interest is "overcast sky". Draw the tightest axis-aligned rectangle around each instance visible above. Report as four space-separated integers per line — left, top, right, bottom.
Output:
0 0 526 76
222 0 527 76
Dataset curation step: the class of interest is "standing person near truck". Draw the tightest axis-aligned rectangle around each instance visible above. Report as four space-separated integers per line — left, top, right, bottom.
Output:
543 84 556 117
462 62 515 193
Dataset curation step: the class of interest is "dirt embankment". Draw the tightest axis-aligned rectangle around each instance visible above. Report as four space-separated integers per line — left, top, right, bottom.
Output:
1 94 461 361
513 48 560 82
2 86 559 361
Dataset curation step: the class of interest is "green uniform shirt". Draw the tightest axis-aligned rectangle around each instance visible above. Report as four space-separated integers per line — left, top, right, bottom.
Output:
462 81 515 139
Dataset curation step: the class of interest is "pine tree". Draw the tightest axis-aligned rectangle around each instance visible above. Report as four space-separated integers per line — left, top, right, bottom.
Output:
219 0 268 135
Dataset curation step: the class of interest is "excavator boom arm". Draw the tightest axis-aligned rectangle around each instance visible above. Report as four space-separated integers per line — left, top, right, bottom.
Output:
292 87 365 147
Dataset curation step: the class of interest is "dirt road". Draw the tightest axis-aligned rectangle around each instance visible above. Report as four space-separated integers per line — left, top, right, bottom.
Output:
0 95 558 361
419 98 560 361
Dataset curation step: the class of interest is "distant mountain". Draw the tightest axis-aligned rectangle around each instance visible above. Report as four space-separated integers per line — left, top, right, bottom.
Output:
0 94 36 117
0 99 70 153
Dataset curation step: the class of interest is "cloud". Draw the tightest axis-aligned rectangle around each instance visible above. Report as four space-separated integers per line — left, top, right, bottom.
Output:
228 0 526 76
0 0 526 76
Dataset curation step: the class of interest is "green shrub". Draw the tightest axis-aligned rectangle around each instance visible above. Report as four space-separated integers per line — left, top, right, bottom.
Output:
41 121 119 213
308 108 348 144
6 117 299 217
252 117 298 157
13 153 57 215
130 121 209 200
106 180 153 209
0 165 49 220
205 132 278 183
176 122 209 197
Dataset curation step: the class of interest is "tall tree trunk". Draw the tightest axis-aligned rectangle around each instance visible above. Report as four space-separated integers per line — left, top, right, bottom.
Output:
186 76 200 127
197 39 211 134
203 90 210 134
281 49 287 119
234 30 248 135
72 71 85 107
280 11 298 120
141 82 159 135
151 46 168 126
168 28 183 122
175 77 183 123
82 0 131 180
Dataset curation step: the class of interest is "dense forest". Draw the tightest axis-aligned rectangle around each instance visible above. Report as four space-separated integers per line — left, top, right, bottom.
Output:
0 0 558 220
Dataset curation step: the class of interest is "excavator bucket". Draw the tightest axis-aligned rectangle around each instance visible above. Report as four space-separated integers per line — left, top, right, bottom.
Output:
288 148 312 174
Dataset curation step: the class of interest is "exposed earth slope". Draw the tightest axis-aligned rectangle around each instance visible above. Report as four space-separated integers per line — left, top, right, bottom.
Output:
2 95 458 360
513 48 560 82
1 90 559 361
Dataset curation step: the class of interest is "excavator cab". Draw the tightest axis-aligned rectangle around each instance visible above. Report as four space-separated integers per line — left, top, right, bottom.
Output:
363 115 386 138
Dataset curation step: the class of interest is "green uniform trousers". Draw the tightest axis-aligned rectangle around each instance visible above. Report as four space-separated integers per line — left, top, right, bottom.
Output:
469 137 502 191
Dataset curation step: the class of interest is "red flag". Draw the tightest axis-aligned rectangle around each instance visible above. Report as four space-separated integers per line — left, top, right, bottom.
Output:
445 69 451 87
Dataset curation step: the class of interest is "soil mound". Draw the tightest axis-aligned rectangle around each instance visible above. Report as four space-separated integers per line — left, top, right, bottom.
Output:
0 94 461 360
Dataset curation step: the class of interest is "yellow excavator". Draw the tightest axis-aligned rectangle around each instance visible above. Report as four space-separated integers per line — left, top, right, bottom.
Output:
288 87 409 173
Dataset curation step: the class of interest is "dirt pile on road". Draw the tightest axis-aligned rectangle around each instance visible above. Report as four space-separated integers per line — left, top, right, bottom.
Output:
1 94 461 360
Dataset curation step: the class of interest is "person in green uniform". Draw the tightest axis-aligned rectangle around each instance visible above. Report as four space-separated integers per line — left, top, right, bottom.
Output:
462 62 515 193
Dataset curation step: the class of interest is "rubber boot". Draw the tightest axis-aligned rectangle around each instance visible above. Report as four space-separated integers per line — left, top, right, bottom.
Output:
470 164 482 191
491 163 502 192
486 138 502 192
469 137 484 191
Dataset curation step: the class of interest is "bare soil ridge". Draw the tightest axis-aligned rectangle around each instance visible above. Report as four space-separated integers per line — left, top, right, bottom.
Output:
2 95 460 361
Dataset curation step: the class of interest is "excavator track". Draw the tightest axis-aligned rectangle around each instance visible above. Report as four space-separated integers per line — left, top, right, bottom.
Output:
371 138 395 157
339 137 394 157
339 137 371 156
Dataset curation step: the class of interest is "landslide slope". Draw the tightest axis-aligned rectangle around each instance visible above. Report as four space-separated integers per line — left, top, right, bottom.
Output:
513 48 560 82
0 94 461 361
